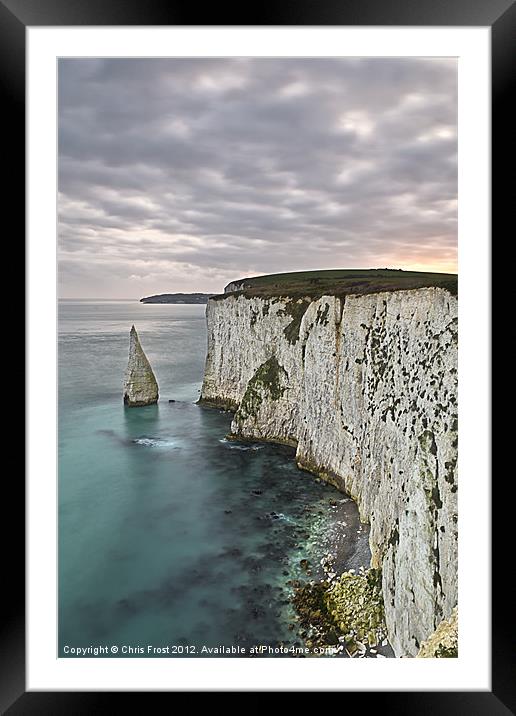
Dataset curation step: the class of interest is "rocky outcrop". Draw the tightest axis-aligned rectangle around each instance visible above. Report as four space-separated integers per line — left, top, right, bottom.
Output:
417 607 458 657
200 288 458 657
123 325 159 406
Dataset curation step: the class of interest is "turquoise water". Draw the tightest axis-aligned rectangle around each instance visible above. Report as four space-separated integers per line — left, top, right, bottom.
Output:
58 300 371 657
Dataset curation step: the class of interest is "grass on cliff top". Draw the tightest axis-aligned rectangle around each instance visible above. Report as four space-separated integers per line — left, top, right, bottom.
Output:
213 268 457 301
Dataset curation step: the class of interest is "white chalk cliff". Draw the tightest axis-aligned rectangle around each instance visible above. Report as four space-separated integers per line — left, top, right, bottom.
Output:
200 287 458 657
123 325 159 406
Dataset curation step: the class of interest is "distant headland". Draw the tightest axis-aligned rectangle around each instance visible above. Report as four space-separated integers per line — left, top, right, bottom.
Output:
140 293 214 304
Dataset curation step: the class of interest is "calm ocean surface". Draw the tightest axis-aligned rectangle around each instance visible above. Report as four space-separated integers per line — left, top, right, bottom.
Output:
58 300 371 657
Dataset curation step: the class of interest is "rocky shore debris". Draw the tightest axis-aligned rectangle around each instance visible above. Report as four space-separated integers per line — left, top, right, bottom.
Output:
325 567 386 652
292 566 389 657
416 606 458 658
123 325 159 406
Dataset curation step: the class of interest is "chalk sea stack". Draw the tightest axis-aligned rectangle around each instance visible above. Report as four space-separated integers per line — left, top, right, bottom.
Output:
123 325 159 406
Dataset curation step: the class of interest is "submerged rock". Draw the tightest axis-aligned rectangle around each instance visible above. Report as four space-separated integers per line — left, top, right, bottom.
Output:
123 325 159 406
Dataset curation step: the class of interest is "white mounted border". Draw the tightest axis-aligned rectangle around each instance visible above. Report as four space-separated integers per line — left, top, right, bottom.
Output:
27 26 490 691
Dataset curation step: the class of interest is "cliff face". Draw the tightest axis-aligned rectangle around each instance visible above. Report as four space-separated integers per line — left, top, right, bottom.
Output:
200 288 458 657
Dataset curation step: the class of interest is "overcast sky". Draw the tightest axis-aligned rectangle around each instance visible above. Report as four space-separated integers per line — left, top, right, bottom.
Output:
58 58 457 299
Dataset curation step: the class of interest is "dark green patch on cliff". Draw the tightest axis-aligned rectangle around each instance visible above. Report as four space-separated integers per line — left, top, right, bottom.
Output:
237 357 287 420
277 299 311 344
316 302 331 326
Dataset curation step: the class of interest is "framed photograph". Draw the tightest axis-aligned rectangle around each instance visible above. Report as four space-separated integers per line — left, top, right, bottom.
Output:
3 0 509 707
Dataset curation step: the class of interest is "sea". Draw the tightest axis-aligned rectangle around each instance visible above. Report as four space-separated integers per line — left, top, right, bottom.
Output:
58 299 373 658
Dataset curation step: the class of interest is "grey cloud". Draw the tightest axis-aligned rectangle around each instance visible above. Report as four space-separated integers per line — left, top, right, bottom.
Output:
58 57 457 298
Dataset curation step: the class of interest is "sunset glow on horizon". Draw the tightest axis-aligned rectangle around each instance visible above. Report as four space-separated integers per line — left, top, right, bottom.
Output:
58 58 457 299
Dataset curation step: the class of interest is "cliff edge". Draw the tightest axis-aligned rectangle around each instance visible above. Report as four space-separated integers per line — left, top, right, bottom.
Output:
200 277 458 657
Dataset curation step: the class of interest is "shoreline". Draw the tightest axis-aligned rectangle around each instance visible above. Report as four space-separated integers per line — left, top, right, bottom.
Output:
198 402 393 657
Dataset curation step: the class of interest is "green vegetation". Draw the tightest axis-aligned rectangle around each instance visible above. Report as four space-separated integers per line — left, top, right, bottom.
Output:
238 357 287 420
435 643 458 658
324 568 386 648
292 567 388 655
214 268 457 301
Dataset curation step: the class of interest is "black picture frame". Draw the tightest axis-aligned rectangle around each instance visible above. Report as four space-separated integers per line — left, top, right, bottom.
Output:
3 0 510 708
